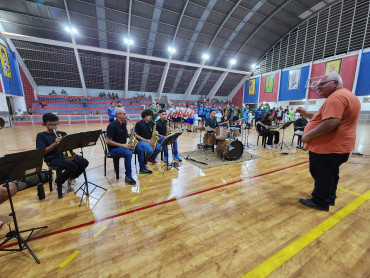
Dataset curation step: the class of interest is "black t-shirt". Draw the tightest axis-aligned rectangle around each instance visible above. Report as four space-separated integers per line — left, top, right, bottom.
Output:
205 117 219 133
36 131 67 161
156 119 167 136
135 119 154 140
257 118 272 133
106 120 128 151
294 118 308 130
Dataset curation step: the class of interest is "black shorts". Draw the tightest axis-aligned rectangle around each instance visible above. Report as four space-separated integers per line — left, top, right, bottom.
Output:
277 116 282 120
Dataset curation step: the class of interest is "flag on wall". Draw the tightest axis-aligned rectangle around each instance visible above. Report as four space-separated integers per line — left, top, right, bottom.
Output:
0 43 12 79
265 75 274 93
325 59 341 75
249 79 256 95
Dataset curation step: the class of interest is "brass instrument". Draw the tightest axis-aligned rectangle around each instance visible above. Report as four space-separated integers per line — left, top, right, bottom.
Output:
53 129 76 161
166 119 172 136
151 122 159 150
127 118 138 152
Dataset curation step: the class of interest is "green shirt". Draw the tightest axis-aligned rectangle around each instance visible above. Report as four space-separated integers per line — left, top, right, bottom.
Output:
151 107 159 121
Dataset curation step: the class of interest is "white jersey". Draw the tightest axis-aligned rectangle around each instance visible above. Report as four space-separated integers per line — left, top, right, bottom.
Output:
194 113 199 126
180 107 187 119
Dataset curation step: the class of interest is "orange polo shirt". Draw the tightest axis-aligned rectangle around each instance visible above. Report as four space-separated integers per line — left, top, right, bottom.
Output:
304 88 361 154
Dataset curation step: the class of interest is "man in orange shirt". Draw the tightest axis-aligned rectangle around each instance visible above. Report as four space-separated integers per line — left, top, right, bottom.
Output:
297 72 361 211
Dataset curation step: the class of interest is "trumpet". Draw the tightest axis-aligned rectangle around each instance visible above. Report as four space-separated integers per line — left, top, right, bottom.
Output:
53 129 76 161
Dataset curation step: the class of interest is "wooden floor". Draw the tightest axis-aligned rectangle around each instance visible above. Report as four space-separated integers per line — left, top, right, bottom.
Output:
0 123 369 278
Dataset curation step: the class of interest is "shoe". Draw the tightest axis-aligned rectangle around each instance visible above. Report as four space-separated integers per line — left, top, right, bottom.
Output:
0 221 3 229
299 198 329 211
139 168 153 174
273 144 279 148
173 155 182 162
125 176 137 185
329 200 335 206
265 145 271 150
147 159 158 164
68 178 76 191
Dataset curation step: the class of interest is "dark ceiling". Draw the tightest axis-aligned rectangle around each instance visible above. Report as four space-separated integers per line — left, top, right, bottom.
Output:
0 0 333 96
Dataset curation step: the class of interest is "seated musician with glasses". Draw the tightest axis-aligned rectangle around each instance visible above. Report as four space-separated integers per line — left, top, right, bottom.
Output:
294 114 308 149
155 110 182 163
36 113 89 194
257 112 280 149
134 109 162 174
205 110 219 133
105 108 136 185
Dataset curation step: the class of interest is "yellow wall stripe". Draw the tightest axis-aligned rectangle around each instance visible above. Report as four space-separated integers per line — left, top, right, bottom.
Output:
59 250 80 268
93 226 107 239
242 191 369 278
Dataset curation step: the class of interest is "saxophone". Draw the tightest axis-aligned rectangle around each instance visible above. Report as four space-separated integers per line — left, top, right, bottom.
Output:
126 119 138 152
166 120 172 136
151 122 159 150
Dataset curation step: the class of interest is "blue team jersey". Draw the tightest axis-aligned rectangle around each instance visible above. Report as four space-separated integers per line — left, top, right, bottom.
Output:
205 108 210 118
107 107 115 119
256 109 263 118
198 107 204 116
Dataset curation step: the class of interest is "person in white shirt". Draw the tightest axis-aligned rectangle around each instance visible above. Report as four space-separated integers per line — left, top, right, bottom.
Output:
215 109 223 123
169 104 176 129
293 111 300 121
193 110 200 129
283 112 289 123
173 105 181 130
15 109 25 120
180 103 187 131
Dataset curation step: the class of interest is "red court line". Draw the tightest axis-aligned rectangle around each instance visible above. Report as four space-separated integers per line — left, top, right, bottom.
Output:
0 160 309 249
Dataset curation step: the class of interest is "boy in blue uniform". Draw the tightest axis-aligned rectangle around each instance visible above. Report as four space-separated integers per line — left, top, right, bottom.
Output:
107 102 116 123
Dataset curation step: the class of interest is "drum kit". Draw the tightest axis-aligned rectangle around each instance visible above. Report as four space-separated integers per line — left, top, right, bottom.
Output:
190 125 244 162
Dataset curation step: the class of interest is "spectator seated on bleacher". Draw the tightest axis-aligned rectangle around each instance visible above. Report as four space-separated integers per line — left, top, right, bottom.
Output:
49 90 57 96
15 109 25 120
40 100 47 110
61 89 68 95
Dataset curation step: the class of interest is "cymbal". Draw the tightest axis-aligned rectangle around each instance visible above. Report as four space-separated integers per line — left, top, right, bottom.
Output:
195 126 206 131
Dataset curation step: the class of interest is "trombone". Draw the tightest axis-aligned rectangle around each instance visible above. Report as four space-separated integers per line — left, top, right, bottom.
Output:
53 129 76 161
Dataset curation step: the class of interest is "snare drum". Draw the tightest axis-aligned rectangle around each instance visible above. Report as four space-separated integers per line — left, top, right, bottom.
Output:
216 139 243 160
215 127 228 140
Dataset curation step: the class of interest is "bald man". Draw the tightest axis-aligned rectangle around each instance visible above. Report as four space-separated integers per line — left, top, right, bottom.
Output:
106 108 136 185
297 72 361 211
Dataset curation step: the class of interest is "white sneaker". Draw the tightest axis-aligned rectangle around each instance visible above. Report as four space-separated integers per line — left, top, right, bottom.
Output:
274 144 279 148
53 180 69 194
265 145 272 150
68 178 76 191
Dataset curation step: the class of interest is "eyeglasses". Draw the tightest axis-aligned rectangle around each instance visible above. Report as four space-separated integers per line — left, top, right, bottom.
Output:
315 80 335 88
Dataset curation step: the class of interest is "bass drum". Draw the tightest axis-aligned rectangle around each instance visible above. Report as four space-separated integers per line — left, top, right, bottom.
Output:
216 139 243 160
203 133 216 145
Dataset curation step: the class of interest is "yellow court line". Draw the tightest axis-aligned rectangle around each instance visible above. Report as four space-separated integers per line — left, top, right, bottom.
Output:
59 250 80 268
130 196 138 203
119 208 125 213
93 226 107 239
242 191 370 278
148 179 153 183
338 187 362 197
154 172 159 176
142 186 147 191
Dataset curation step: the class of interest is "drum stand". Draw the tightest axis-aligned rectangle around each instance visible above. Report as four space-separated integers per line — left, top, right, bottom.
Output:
185 129 209 165
243 124 255 150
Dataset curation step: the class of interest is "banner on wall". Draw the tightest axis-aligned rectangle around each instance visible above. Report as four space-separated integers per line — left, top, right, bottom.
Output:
265 75 274 93
249 79 256 95
325 58 341 75
288 69 300 90
0 43 12 79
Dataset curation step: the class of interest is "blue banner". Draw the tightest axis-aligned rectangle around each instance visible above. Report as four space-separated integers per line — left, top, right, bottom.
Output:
0 47 23 97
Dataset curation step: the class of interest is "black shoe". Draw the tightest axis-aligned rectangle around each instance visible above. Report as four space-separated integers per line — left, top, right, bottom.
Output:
139 168 152 174
125 176 136 185
299 198 329 211
329 200 335 206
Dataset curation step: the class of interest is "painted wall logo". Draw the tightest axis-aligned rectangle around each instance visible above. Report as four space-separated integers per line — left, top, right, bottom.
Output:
0 44 12 79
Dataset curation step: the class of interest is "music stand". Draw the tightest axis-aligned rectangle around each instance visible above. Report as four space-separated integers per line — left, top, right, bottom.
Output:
56 131 106 207
277 121 293 150
186 127 209 164
159 132 182 172
0 149 48 264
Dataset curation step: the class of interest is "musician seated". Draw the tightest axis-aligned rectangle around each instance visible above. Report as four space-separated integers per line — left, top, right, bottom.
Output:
294 114 308 148
134 109 163 174
205 110 219 133
156 110 182 163
257 113 280 150
105 108 136 185
36 113 89 194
